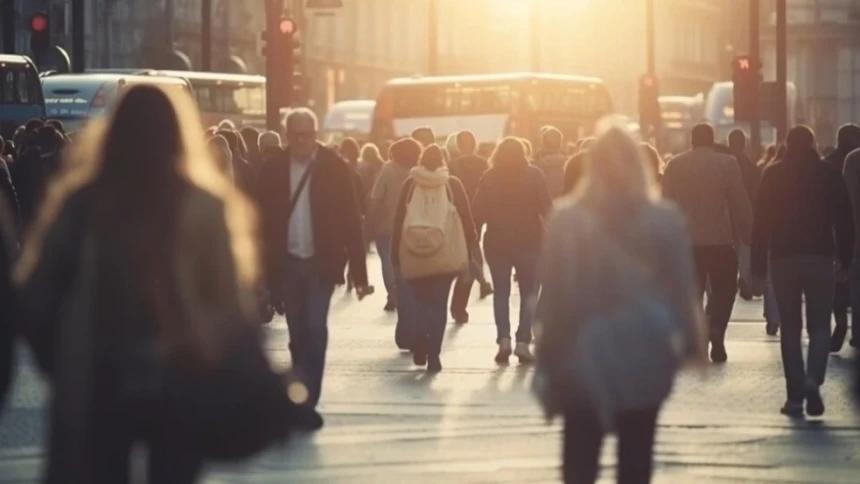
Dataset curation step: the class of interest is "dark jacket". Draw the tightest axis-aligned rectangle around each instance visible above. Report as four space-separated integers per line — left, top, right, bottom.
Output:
10 147 59 231
732 150 761 207
472 165 552 257
0 158 20 232
232 156 257 199
258 144 368 289
0 197 16 412
532 150 567 198
448 154 489 201
390 168 477 270
751 152 855 278
350 168 366 217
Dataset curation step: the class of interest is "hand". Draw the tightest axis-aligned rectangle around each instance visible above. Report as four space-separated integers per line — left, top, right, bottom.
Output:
355 285 375 301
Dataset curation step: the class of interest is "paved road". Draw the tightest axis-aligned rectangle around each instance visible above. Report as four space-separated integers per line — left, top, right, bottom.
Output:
1 255 859 483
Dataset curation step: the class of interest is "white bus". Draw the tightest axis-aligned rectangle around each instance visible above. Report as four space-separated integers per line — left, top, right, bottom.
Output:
370 73 613 147
705 81 799 147
322 99 375 145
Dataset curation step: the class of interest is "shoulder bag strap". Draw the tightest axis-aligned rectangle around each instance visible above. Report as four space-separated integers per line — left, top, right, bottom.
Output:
287 161 316 223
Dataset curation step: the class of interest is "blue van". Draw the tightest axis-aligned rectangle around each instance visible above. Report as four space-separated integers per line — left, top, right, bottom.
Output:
0 55 45 139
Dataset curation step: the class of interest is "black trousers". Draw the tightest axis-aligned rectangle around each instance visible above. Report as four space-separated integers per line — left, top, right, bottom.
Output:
693 245 738 343
563 405 659 484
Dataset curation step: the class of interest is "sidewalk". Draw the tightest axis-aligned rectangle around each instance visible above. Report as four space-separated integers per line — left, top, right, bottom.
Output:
1 255 859 483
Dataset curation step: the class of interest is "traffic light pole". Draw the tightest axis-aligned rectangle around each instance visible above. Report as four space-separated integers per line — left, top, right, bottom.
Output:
266 0 284 132
775 0 788 143
749 0 762 157
2 0 14 54
72 0 85 72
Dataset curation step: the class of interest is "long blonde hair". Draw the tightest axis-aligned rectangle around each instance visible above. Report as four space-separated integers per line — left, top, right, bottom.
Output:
15 84 259 324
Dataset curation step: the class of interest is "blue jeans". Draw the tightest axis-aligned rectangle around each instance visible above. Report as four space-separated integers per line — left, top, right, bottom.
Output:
376 236 396 302
487 250 539 344
410 274 456 357
282 256 335 407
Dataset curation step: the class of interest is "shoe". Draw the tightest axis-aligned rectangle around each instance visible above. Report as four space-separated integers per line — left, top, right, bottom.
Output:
413 337 428 366
384 299 397 312
765 323 779 336
805 388 825 417
495 339 512 364
514 343 536 364
452 311 469 324
292 406 324 431
831 324 848 353
427 356 442 373
738 278 753 301
780 400 805 418
479 282 494 300
710 342 728 364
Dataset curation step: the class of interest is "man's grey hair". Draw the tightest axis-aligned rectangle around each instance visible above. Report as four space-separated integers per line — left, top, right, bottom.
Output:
284 107 319 133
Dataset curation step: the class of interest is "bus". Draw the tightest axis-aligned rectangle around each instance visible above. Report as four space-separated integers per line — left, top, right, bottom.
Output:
149 70 267 130
0 55 45 138
370 73 613 148
705 81 798 148
41 73 190 134
322 100 375 145
658 95 704 154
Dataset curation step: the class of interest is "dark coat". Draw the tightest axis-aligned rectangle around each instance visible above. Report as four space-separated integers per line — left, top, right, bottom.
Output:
10 148 58 231
0 197 17 412
751 152 855 278
449 154 489 201
258 144 368 289
0 158 20 232
733 150 761 206
232 156 257 199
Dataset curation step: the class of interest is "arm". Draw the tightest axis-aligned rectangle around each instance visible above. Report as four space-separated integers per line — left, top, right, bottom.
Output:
828 170 855 270
389 179 412 269
450 178 478 253
750 170 774 279
724 158 754 245
341 165 369 287
470 176 489 237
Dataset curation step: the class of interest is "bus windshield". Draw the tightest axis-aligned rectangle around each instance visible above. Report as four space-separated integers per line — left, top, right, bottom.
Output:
0 56 44 138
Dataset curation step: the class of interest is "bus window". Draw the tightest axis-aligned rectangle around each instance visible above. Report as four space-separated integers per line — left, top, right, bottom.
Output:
2 72 13 103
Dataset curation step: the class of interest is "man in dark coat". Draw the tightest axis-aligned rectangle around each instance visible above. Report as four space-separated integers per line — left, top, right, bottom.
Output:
257 108 370 429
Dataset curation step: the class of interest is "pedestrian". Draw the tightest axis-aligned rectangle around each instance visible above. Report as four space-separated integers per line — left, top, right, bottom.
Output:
841 146 860 351
640 142 663 185
825 124 860 352
10 126 65 231
391 145 476 372
751 125 854 418
533 126 568 198
564 150 587 195
215 129 256 198
258 131 283 167
258 108 371 418
240 126 262 170
444 132 460 162
534 124 707 484
662 123 753 363
0 196 16 413
520 138 534 160
411 127 436 148
357 143 385 212
14 85 297 483
208 135 235 182
472 137 552 364
728 129 760 206
217 119 236 131
339 137 366 290
448 131 494 323
367 139 421 315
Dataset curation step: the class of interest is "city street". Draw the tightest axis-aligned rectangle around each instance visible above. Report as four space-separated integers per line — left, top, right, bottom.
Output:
1 254 859 483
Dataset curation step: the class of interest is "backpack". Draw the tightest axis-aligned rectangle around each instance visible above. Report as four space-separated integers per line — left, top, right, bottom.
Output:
399 180 469 280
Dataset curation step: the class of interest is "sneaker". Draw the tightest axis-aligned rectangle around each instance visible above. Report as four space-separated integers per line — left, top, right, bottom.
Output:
479 281 494 300
805 388 825 417
514 343 536 364
495 339 512 364
293 406 325 431
427 356 442 373
780 400 805 418
765 323 779 336
452 311 469 324
710 342 728 364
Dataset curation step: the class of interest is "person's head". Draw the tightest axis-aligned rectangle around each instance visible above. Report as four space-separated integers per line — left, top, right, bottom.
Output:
444 133 460 161
640 142 663 179
339 137 360 165
411 127 436 147
418 144 445 171
284 108 319 160
784 125 817 162
25 119 44 133
36 126 65 154
691 123 715 148
576 121 657 211
822 145 836 158
215 129 247 161
46 119 66 135
763 143 777 162
541 126 563 152
520 138 533 159
258 131 282 151
389 137 421 168
360 143 384 166
240 126 261 155
490 137 529 171
456 130 477 155
836 123 860 150
13 126 26 148
728 129 747 153
217 119 236 131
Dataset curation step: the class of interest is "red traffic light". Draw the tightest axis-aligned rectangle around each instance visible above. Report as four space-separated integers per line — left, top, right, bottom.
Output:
279 17 296 35
733 55 754 71
30 13 48 33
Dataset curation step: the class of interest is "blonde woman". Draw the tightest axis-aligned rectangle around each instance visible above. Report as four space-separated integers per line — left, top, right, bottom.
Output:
534 122 706 484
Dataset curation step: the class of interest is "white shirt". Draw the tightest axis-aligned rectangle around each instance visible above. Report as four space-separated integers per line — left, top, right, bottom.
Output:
288 152 316 259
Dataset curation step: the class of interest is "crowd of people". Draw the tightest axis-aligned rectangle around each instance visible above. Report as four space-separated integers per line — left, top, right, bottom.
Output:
0 82 858 483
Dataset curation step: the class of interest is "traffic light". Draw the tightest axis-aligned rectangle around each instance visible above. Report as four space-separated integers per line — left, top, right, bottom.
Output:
29 12 51 60
732 55 761 123
638 73 661 135
285 18 306 106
